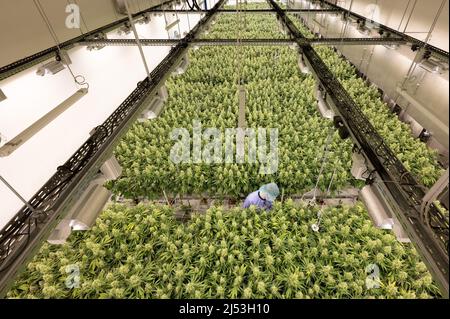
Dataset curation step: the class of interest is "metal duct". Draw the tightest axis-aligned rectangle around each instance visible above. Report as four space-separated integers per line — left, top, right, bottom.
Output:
70 175 112 231
47 219 72 245
298 54 311 74
100 156 123 181
173 54 190 75
138 85 168 121
360 185 394 230
138 96 165 121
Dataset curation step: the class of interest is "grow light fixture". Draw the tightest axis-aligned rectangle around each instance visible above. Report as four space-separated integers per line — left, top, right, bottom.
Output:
0 88 88 157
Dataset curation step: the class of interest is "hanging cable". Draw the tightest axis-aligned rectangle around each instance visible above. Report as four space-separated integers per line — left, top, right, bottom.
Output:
301 127 335 205
33 0 89 89
186 0 195 10
311 167 336 232
124 0 152 79
193 0 202 10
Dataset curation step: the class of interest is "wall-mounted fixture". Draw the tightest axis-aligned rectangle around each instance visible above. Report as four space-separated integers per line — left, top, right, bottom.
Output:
420 57 449 74
139 12 151 25
117 22 133 35
36 60 65 76
165 13 180 31
411 44 421 52
378 30 400 50
419 128 432 143
0 88 88 157
86 32 107 51
36 50 72 76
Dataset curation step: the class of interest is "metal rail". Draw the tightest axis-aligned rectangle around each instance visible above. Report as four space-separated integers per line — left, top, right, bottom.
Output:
0 0 226 298
77 38 295 46
148 8 340 12
0 0 177 81
77 37 407 47
310 37 407 46
268 0 449 297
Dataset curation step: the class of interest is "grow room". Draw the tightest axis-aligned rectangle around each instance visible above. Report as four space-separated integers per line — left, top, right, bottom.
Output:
0 0 448 300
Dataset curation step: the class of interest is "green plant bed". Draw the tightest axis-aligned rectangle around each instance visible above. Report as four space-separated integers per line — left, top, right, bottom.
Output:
107 44 358 200
8 202 439 298
224 1 272 10
203 13 288 39
289 15 444 187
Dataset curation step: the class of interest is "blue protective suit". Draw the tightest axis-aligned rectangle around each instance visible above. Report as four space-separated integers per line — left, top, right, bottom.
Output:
243 191 273 211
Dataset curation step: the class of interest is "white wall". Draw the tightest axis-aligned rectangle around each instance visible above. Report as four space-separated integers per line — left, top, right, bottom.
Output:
0 0 214 229
296 0 449 50
294 0 449 149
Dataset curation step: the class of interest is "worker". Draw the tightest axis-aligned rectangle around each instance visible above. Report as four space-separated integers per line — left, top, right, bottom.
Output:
243 183 280 211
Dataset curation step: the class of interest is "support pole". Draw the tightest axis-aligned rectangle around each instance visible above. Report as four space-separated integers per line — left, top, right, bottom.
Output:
124 0 152 79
